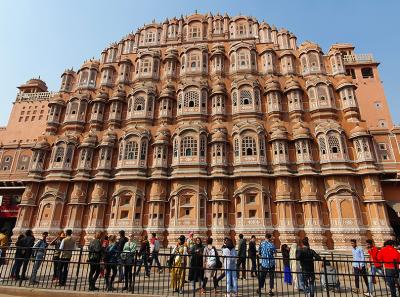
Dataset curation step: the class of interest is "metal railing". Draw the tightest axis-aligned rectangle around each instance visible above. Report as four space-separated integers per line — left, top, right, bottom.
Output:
0 246 398 296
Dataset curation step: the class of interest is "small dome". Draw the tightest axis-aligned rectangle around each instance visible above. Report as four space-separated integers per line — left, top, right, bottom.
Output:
212 120 226 131
33 139 50 150
283 77 301 92
211 129 227 142
336 77 354 90
111 85 126 100
160 82 175 98
101 130 116 145
211 81 226 95
350 124 369 138
292 122 311 139
94 89 109 102
264 77 281 93
270 120 288 140
299 41 322 54
81 132 98 146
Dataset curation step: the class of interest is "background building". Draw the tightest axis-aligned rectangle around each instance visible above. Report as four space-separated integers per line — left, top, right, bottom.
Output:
1 13 399 249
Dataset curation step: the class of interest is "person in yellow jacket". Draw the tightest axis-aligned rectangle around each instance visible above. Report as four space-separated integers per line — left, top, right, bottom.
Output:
0 227 9 276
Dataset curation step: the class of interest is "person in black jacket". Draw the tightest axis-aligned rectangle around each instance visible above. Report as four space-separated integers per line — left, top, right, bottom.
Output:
116 230 128 282
88 231 103 291
188 237 204 292
10 233 24 279
296 239 321 297
215 237 229 288
248 235 257 277
237 234 247 279
17 229 35 280
135 235 150 277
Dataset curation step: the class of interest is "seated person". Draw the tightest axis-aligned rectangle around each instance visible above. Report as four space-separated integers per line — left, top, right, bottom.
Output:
321 261 340 292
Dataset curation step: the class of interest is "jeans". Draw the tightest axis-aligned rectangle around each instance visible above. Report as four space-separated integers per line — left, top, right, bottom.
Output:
136 254 150 275
11 258 23 278
226 269 238 293
368 265 383 293
302 272 316 297
52 256 60 278
249 255 257 276
88 262 101 289
384 269 398 297
149 251 162 270
237 256 246 278
58 258 71 285
118 258 124 282
105 263 117 289
21 256 30 278
30 254 44 282
124 264 133 289
259 266 275 290
353 266 369 291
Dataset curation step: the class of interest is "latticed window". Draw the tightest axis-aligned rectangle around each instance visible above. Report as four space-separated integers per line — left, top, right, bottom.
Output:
355 140 362 152
189 26 201 38
173 139 178 157
254 89 260 106
140 141 147 160
240 90 253 105
259 138 265 156
133 96 145 111
65 147 74 163
54 147 64 162
140 58 151 73
328 136 340 153
189 53 200 69
118 144 124 160
341 135 347 154
319 138 327 155
237 23 247 36
200 136 206 157
124 141 138 160
242 136 257 156
184 91 200 108
232 91 238 106
145 31 156 43
180 136 197 156
362 139 369 152
238 51 249 67
234 138 239 156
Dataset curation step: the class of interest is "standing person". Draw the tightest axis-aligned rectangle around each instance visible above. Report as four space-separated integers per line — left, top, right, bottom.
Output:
100 234 109 278
289 242 304 290
257 233 276 296
377 240 400 297
58 229 75 286
104 235 118 291
222 238 238 297
19 229 35 280
296 238 321 297
248 235 257 277
202 237 219 293
187 232 195 252
237 234 247 279
170 235 188 294
88 231 103 291
215 237 229 288
350 239 370 295
188 237 204 292
116 230 128 283
281 244 292 285
0 228 9 270
29 232 49 284
135 235 150 277
122 233 137 291
366 239 383 295
49 231 65 281
10 233 25 279
149 233 162 273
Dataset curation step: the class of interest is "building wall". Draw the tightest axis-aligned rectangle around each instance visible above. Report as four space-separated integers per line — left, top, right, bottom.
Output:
1 13 398 249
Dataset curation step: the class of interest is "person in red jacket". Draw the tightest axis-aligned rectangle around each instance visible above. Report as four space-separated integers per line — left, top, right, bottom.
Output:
377 240 400 297
366 239 383 294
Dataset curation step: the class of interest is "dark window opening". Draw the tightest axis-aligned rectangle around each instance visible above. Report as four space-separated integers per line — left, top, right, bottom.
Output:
361 67 374 79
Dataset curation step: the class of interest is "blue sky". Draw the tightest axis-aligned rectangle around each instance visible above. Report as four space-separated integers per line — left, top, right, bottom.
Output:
0 0 399 125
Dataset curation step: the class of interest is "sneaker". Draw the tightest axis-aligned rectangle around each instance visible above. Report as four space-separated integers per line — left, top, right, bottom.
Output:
364 293 373 297
269 290 275 296
225 293 231 297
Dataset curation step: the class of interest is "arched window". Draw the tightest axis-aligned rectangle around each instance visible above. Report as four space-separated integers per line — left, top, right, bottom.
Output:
180 136 197 156
234 138 239 156
184 90 200 107
240 89 253 105
328 135 340 153
54 147 64 162
319 138 327 155
242 136 257 156
134 96 145 111
140 141 147 160
232 91 238 107
200 137 206 157
124 141 138 159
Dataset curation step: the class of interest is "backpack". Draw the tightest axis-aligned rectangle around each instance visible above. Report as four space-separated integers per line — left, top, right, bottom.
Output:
213 247 222 269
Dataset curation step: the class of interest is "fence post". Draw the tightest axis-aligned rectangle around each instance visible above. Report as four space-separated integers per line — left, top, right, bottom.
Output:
131 251 138 294
256 254 261 297
322 257 330 297
73 247 83 291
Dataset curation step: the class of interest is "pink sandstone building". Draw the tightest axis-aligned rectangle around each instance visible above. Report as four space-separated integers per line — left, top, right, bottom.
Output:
1 13 399 249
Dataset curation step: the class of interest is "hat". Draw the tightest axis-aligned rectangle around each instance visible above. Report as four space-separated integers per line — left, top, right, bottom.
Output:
178 235 186 242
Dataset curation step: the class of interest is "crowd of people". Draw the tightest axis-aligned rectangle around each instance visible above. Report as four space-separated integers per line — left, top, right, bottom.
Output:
0 228 400 297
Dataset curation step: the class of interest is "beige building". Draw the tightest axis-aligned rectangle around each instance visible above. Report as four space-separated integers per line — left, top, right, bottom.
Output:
1 13 400 249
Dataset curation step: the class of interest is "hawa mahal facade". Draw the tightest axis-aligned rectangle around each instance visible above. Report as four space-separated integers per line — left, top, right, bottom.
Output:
1 13 400 249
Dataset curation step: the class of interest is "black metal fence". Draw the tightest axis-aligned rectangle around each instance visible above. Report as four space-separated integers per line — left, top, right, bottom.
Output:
0 246 398 296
